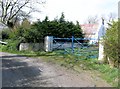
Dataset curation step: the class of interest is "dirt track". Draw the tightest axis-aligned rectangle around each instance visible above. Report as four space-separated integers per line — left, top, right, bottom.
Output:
1 52 111 87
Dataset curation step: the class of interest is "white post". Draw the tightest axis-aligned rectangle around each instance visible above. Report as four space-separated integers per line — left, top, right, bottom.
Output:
44 36 53 52
98 38 104 61
98 19 106 61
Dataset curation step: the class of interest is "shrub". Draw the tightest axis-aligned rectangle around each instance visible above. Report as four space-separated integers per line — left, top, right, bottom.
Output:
32 14 84 39
104 21 119 67
0 29 10 39
1 39 20 51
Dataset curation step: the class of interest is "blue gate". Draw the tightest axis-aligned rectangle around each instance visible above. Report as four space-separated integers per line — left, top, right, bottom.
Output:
53 36 99 59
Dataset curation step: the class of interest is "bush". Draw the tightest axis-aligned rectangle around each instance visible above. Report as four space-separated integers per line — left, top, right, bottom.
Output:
1 13 84 44
14 14 84 43
32 14 84 39
104 21 119 67
1 39 20 52
0 29 11 39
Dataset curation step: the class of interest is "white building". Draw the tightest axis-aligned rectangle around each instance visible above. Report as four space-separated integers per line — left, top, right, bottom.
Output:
81 20 107 44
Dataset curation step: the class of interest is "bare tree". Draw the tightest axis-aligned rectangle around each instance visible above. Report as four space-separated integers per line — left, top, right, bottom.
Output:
85 15 98 24
108 12 117 22
0 0 45 28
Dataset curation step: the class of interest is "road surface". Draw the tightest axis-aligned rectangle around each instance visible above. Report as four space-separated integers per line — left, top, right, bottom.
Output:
1 52 111 87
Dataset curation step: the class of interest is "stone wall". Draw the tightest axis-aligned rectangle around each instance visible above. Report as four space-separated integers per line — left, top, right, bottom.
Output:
19 43 44 51
19 42 82 51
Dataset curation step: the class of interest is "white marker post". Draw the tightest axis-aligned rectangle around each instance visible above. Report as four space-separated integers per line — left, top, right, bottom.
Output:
98 19 106 61
98 38 104 61
44 36 53 52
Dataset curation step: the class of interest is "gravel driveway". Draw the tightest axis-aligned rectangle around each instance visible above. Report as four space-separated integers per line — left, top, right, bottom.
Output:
1 52 111 87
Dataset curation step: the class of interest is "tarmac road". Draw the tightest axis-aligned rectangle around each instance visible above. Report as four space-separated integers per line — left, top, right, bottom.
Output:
1 52 111 87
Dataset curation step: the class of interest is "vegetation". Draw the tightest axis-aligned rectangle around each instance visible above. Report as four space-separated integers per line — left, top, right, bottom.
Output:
0 44 118 87
103 20 119 67
0 39 19 52
43 51 118 87
31 13 84 39
0 29 10 39
1 13 84 43
0 0 45 28
0 13 118 87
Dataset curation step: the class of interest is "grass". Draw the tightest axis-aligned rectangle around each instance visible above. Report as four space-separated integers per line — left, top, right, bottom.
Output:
0 41 118 87
40 51 118 87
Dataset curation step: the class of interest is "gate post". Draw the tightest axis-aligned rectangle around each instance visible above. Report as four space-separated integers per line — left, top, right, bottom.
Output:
44 36 53 52
71 36 74 53
98 19 106 61
98 38 104 61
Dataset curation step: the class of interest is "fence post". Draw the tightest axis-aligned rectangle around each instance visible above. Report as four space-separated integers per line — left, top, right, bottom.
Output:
44 36 53 52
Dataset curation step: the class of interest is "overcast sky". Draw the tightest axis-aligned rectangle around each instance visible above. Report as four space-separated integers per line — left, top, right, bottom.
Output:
31 0 119 24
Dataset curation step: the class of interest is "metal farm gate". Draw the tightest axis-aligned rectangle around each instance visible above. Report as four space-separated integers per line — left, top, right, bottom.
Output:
44 36 99 60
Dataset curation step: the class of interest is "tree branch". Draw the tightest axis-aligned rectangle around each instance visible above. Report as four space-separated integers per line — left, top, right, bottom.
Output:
3 1 11 22
9 0 19 19
1 0 4 18
0 0 45 28
8 0 29 21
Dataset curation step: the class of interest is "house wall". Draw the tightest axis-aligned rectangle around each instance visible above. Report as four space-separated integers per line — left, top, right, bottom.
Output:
81 24 99 44
81 21 106 44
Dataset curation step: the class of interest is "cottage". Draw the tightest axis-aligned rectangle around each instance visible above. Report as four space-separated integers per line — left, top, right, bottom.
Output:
81 19 106 44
